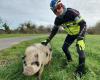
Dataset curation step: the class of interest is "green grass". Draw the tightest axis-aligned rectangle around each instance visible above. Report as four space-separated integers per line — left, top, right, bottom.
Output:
0 34 100 80
0 34 41 38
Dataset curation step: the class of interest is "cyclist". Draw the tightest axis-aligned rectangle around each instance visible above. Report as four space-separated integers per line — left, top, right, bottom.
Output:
42 0 87 77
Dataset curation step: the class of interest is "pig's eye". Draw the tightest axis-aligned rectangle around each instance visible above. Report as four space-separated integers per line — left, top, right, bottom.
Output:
49 48 52 51
23 60 27 66
31 61 39 66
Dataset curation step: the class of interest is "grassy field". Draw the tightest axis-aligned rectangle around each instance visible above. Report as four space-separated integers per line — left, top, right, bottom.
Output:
0 34 100 80
0 34 42 38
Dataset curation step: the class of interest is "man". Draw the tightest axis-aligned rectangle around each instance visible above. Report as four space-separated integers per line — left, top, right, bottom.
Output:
41 0 87 77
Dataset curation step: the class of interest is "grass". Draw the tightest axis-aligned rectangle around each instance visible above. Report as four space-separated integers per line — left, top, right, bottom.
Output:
0 34 100 80
0 34 43 38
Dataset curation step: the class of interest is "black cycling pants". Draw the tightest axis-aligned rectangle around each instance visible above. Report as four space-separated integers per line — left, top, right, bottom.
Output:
62 34 85 65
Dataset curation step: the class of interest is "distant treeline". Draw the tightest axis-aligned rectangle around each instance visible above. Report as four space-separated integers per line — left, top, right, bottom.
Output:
0 21 53 34
87 22 100 34
0 19 100 34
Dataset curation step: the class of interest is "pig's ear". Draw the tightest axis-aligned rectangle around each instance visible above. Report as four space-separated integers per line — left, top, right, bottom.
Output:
22 55 26 60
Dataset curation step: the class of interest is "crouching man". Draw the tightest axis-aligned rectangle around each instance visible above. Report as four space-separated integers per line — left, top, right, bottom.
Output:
41 0 87 77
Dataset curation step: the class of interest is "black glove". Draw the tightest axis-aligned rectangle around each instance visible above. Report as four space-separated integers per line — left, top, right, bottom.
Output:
41 38 50 46
77 36 84 40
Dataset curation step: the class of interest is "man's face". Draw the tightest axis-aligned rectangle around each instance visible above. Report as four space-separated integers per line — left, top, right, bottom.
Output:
54 4 64 16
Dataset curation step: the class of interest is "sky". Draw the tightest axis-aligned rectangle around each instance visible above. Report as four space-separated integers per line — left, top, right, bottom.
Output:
0 0 100 29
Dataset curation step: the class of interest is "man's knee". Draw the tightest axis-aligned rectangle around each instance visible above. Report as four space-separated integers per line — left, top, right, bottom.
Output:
76 40 85 51
76 40 85 58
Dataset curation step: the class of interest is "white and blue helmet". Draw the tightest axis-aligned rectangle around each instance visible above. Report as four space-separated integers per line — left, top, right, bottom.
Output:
50 0 61 12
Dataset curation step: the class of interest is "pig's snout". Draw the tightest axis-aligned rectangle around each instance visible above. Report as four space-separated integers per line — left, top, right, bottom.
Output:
23 66 34 76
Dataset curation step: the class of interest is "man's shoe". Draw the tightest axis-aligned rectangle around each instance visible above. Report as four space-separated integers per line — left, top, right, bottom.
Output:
75 64 86 78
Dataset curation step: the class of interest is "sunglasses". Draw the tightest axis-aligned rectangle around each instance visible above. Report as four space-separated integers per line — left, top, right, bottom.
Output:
53 4 63 13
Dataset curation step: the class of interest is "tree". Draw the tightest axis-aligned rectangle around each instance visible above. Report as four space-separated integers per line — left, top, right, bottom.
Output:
87 27 95 34
18 24 27 33
38 25 45 33
3 23 11 34
87 22 100 34
94 22 100 34
17 22 37 33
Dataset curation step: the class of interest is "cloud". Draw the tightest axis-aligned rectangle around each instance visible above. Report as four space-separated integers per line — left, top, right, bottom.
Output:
0 0 100 29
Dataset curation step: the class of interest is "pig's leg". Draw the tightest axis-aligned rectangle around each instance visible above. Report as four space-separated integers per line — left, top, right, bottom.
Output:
47 54 52 65
37 64 44 80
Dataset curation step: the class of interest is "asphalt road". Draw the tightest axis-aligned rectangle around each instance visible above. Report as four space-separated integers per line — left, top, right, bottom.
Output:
0 36 35 51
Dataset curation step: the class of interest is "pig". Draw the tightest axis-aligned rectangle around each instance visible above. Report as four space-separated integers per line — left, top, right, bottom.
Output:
22 43 52 80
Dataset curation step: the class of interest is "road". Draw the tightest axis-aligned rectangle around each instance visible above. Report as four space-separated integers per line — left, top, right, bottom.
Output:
0 36 35 51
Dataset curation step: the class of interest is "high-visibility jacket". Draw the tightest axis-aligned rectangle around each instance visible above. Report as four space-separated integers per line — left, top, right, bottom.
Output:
47 8 86 42
54 8 86 35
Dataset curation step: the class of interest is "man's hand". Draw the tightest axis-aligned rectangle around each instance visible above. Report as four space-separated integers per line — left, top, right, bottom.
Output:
41 39 50 46
77 36 84 40
41 40 48 46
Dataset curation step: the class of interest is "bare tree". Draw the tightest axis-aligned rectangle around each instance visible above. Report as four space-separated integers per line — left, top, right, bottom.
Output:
87 22 100 34
94 22 100 34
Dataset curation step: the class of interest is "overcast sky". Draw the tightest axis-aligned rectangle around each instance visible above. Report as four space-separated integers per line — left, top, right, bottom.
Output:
0 0 100 29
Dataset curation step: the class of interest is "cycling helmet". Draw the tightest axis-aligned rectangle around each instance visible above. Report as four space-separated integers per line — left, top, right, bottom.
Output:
50 0 61 12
